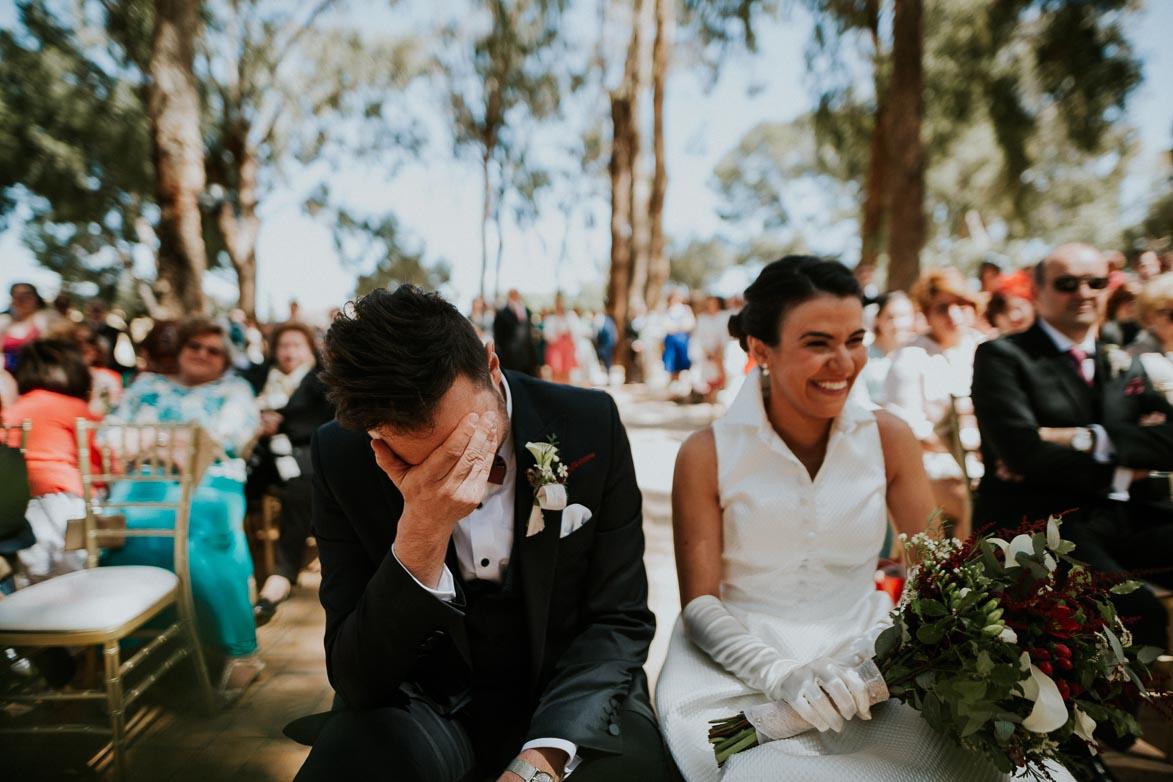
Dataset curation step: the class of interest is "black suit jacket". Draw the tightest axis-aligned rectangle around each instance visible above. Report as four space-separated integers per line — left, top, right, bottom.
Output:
972 321 1173 530
493 306 538 375
310 371 655 754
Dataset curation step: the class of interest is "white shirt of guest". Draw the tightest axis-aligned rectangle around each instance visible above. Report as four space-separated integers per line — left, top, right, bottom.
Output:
390 375 581 772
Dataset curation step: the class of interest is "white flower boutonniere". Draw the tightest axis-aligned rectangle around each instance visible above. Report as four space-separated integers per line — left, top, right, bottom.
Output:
1105 344 1133 379
524 437 569 537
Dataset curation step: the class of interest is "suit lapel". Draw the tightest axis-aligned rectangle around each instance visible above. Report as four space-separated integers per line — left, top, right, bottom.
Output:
505 372 564 685
1023 323 1095 421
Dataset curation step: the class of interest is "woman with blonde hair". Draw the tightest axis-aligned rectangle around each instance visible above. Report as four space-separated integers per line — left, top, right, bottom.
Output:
883 267 983 537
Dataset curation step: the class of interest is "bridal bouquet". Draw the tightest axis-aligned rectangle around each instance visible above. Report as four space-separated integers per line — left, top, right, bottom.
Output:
709 517 1163 778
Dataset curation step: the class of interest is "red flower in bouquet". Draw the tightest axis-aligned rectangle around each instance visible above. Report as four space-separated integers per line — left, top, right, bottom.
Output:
708 517 1165 778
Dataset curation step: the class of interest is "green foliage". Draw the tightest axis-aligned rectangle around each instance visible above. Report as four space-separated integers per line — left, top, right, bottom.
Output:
0 1 154 311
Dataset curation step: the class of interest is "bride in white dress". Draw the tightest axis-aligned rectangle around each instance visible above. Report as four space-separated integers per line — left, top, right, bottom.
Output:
655 257 1075 782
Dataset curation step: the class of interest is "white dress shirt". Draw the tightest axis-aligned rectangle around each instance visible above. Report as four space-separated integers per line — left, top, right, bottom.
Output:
391 375 580 774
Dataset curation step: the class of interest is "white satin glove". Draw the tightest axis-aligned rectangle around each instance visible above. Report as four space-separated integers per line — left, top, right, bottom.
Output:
774 656 874 733
682 595 801 699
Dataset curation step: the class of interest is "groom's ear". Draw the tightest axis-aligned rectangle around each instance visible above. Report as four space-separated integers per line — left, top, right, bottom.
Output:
485 342 503 384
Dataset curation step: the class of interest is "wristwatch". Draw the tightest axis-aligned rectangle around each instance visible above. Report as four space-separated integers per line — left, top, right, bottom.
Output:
507 757 555 782
1071 427 1095 453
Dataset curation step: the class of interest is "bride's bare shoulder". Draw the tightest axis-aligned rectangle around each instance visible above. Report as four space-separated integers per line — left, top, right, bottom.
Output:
676 427 716 470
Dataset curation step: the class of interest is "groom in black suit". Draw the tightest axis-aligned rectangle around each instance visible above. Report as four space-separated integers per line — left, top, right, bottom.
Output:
972 243 1173 651
294 286 671 782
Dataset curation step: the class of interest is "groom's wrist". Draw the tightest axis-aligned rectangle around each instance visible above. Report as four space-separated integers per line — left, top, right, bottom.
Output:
391 515 451 590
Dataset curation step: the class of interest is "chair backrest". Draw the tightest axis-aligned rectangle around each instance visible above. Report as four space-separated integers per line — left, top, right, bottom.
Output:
1 419 31 453
75 420 211 572
945 394 983 497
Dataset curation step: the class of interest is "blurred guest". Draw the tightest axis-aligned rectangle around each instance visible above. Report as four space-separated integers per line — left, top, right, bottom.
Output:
594 311 618 380
492 289 539 376
978 260 1003 294
885 268 983 535
690 295 731 403
861 291 915 405
247 322 333 626
288 298 302 323
542 294 578 384
137 318 182 375
1100 280 1141 347
85 299 135 376
1135 249 1163 282
70 323 124 416
1 283 61 373
661 287 696 382
984 270 1035 336
1128 273 1173 362
106 318 262 685
1 339 99 586
468 296 495 341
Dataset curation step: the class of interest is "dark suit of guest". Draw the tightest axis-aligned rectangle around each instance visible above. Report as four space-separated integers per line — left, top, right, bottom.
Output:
972 321 1173 649
296 371 668 782
494 303 539 376
246 366 334 583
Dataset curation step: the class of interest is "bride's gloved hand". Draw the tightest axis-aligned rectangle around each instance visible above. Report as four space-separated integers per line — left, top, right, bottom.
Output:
772 656 874 733
682 595 800 700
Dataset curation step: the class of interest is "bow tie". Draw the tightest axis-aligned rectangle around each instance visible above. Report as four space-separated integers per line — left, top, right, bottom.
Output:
488 454 508 485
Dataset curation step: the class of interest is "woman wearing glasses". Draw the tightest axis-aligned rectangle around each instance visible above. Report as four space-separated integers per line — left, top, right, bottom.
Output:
105 317 263 693
883 268 983 537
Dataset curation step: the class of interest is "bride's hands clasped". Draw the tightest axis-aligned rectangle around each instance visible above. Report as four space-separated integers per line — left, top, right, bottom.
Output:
768 656 874 733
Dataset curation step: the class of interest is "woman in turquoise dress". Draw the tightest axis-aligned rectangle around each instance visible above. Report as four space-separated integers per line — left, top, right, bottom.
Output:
105 318 261 683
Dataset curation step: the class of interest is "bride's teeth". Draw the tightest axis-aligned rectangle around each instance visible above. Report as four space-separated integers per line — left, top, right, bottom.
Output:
815 380 847 390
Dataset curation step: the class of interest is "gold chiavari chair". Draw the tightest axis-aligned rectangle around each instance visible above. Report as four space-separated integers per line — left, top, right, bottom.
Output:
1 418 31 452
0 420 215 780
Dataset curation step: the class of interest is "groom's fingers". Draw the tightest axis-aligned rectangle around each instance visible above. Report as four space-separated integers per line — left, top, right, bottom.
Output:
449 415 496 484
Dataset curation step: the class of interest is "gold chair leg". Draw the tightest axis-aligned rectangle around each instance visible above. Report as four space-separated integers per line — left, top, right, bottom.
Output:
103 640 126 782
177 585 216 715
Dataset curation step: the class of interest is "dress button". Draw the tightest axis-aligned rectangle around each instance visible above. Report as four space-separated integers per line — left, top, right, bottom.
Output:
480 558 490 567
609 723 621 736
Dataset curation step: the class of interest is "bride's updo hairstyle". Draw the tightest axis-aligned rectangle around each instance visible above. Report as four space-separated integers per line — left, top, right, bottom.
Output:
727 256 862 351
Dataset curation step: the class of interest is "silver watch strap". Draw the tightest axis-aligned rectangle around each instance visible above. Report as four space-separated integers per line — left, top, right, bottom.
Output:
507 757 540 781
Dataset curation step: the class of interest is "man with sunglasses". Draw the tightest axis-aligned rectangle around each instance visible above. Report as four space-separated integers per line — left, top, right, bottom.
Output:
972 243 1173 771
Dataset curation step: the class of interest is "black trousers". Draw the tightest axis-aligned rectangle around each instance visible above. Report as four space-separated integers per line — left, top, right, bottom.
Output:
1063 511 1169 652
272 475 314 583
293 691 674 782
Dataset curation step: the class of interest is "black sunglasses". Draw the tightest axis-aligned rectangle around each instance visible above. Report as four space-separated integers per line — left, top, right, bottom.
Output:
1051 275 1109 293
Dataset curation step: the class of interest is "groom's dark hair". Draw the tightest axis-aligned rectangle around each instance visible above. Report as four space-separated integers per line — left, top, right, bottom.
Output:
728 255 861 351
321 285 492 433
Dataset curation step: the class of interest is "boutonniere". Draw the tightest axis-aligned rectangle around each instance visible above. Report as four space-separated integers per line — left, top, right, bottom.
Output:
1104 344 1133 379
524 437 568 537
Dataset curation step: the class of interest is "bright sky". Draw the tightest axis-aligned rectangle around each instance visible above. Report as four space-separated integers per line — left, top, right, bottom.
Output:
2 1 1172 322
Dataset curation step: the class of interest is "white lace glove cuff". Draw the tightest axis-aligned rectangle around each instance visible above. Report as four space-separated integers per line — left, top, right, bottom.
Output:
682 594 800 698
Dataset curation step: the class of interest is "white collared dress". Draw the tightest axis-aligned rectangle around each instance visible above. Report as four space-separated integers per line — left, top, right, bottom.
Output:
655 369 1072 782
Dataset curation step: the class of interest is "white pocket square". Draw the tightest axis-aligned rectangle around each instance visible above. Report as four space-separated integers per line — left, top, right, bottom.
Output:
559 504 593 538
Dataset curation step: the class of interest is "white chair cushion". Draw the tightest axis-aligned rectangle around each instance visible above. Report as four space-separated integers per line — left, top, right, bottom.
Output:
0 566 178 634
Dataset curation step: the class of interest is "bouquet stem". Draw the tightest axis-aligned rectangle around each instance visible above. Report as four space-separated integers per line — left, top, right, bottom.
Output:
708 714 758 766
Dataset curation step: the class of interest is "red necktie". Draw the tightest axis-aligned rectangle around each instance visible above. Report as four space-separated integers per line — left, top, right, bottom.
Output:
1068 347 1093 386
487 454 507 485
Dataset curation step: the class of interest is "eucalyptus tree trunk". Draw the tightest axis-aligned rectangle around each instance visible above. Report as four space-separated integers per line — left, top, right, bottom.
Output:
859 0 888 271
150 0 208 316
885 0 925 291
624 0 647 316
645 0 672 309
